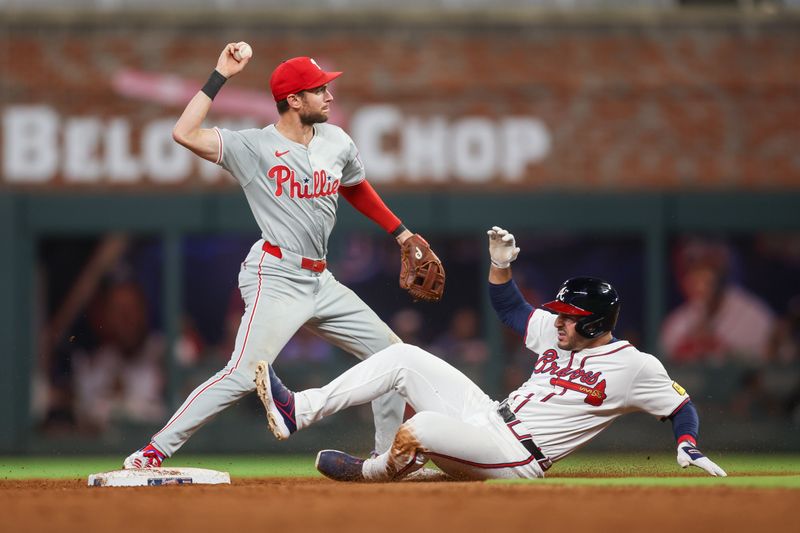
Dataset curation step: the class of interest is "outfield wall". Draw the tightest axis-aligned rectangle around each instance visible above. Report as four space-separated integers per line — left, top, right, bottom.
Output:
2 12 799 192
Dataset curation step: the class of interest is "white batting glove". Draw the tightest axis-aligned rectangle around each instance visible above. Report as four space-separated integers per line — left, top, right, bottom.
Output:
487 226 520 269
677 441 727 477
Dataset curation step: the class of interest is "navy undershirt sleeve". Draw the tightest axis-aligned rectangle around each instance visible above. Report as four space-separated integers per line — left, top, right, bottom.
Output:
489 279 534 337
669 400 699 441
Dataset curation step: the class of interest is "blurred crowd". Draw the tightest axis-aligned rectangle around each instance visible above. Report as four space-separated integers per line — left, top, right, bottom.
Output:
661 239 776 364
658 238 800 423
44 276 167 433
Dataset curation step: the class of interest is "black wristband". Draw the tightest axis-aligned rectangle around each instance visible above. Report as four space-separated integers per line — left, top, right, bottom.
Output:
391 223 408 238
201 70 227 100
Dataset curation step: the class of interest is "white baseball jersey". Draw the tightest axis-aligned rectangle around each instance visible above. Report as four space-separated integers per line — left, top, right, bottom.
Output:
508 309 690 462
214 123 365 259
288 312 691 481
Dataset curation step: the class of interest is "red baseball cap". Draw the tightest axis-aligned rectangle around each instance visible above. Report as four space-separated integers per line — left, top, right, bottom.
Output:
269 57 342 102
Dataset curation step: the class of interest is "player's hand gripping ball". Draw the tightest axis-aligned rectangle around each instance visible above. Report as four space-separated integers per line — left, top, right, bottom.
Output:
487 226 520 269
399 234 445 302
233 42 253 62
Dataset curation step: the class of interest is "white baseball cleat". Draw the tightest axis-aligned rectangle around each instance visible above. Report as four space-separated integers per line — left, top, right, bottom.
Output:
123 443 166 469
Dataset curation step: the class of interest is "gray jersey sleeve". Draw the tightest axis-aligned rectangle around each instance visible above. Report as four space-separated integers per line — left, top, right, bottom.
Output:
340 132 366 186
216 127 263 187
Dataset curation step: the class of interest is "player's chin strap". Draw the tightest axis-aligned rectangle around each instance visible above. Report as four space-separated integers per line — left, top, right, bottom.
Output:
498 400 552 472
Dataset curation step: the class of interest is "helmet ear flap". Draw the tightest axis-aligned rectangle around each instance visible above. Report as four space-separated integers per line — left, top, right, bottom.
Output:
576 316 604 339
575 303 621 339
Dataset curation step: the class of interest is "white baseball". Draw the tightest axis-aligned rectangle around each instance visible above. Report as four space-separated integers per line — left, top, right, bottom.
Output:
234 42 252 61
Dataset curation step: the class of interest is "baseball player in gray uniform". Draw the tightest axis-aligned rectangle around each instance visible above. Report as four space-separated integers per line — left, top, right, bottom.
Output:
254 227 726 481
124 43 439 468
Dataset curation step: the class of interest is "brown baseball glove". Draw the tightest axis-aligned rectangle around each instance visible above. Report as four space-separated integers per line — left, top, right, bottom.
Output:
399 234 445 302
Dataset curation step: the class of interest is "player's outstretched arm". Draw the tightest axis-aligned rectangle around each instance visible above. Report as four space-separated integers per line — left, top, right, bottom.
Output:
339 181 445 302
173 43 251 162
670 401 727 477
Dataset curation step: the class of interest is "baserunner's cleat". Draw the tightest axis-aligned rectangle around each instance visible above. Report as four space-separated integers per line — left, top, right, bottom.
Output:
315 450 365 482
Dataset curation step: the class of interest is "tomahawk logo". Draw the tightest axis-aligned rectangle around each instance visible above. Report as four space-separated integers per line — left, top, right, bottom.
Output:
549 377 608 407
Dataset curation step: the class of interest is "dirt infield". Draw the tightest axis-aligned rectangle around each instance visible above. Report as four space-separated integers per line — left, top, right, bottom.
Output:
1 477 794 533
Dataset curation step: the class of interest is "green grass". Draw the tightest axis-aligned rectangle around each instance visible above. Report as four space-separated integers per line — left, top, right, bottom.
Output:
1 453 798 489
490 453 800 489
0 455 320 480
546 452 800 476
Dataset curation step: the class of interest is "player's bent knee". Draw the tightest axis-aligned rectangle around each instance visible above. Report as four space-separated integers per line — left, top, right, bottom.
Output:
370 343 416 367
401 411 440 439
378 343 436 367
376 342 411 357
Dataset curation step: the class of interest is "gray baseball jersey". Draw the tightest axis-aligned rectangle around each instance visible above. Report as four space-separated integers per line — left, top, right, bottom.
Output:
213 123 365 259
147 122 403 458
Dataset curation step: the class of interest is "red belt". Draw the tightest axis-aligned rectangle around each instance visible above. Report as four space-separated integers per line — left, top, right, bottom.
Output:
262 241 326 273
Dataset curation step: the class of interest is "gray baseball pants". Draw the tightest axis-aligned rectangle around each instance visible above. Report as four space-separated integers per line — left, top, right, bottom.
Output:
150 239 403 456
